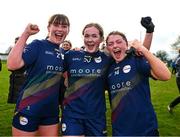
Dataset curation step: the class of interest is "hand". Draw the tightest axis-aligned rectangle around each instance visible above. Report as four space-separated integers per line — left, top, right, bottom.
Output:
128 40 144 56
141 16 155 33
25 23 40 36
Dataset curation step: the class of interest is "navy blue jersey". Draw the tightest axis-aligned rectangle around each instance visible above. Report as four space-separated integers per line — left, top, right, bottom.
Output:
15 39 64 117
63 50 112 118
107 56 158 136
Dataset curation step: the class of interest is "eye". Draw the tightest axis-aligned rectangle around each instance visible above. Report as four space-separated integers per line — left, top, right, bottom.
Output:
92 34 98 38
84 34 90 38
117 40 122 44
62 25 68 29
107 42 113 47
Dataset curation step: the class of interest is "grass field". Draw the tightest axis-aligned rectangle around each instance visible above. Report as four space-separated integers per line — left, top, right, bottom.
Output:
0 61 180 136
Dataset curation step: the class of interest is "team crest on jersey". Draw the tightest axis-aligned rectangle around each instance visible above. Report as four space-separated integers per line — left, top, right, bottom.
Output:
62 123 67 132
19 116 28 125
84 55 92 63
94 56 102 63
123 65 131 73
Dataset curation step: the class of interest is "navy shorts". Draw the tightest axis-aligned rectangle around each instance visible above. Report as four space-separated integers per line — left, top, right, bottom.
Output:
12 112 59 132
61 116 107 136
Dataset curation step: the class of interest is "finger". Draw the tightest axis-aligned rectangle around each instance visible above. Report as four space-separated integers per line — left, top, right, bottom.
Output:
30 24 39 31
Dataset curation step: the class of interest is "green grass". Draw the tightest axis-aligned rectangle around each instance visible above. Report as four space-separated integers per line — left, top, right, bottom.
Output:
0 62 180 136
0 61 15 136
150 79 180 136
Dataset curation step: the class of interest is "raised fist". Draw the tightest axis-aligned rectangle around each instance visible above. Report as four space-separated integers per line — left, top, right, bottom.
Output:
141 16 155 33
25 24 40 36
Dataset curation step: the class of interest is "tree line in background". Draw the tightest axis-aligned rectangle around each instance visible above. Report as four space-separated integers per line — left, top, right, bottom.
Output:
154 35 180 67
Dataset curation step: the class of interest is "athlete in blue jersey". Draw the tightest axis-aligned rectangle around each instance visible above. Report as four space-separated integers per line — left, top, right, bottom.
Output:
7 14 70 136
61 23 111 136
105 32 171 136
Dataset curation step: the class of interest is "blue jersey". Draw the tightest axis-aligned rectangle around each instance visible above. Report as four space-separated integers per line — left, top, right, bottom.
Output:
15 39 64 117
62 50 111 118
107 56 158 136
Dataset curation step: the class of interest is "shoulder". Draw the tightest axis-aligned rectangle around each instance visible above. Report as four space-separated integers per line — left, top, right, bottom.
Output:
27 39 43 48
31 39 44 44
65 50 83 56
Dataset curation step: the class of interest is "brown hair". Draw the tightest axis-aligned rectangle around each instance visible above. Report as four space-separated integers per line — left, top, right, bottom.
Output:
82 23 104 40
62 40 72 47
106 31 128 46
48 14 70 27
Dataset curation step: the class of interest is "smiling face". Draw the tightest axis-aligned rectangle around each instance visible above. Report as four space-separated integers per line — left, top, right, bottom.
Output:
47 14 70 45
106 32 128 63
82 23 104 53
62 40 72 51
48 24 69 45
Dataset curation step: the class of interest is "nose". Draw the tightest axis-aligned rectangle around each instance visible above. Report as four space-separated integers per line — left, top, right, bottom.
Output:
57 26 64 31
112 43 118 48
87 37 93 42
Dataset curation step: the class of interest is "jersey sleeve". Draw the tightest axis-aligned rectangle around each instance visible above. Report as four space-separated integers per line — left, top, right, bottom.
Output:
22 40 41 66
136 57 151 77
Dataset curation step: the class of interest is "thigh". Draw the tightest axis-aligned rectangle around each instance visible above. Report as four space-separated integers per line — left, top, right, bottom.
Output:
12 126 37 136
38 115 59 136
61 116 84 136
38 124 59 137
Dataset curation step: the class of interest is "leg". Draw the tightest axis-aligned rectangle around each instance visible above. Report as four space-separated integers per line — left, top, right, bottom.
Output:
169 77 180 108
168 77 180 113
169 96 180 108
38 124 59 137
12 126 37 136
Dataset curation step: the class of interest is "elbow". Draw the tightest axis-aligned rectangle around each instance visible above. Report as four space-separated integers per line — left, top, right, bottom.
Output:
7 61 17 70
153 70 171 81
161 71 171 81
7 59 24 71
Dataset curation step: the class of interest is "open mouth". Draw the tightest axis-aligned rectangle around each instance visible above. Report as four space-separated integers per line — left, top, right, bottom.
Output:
87 45 95 49
86 42 96 50
113 48 121 55
54 32 64 40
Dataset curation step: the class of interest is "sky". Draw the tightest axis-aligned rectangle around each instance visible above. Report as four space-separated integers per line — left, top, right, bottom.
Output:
0 0 179 58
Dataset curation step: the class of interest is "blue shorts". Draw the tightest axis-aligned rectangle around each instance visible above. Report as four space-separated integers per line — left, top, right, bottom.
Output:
12 112 59 132
61 116 107 136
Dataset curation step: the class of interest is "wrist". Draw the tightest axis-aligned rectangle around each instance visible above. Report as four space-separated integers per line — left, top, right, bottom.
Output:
146 28 154 33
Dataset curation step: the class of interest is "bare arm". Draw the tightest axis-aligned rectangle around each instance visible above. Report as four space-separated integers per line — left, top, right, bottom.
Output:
130 40 171 81
7 24 39 70
143 33 153 50
141 16 155 50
